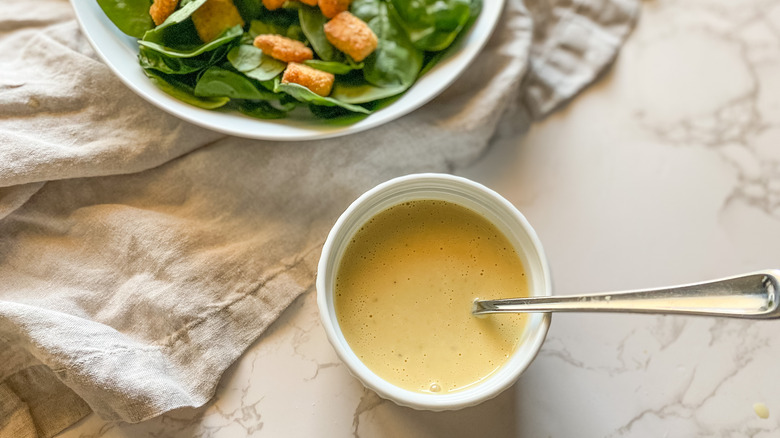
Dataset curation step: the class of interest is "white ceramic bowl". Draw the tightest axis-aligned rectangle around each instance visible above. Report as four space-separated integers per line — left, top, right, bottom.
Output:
316 173 551 410
70 1 505 141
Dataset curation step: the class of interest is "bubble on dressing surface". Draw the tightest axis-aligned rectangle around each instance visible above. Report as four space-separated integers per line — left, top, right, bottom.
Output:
429 383 441 393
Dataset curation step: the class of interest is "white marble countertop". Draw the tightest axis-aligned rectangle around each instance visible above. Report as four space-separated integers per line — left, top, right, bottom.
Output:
61 0 780 436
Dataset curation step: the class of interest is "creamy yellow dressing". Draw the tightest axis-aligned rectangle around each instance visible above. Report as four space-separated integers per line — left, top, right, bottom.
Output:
754 402 769 419
335 200 529 394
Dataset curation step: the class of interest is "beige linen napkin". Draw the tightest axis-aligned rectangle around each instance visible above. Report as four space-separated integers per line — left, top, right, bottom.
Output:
0 0 639 436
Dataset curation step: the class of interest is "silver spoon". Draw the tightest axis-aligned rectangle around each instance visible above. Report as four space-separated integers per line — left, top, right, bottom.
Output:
473 269 780 319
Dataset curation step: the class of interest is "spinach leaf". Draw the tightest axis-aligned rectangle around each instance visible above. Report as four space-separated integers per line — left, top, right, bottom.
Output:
286 24 306 42
238 100 290 119
139 25 242 58
297 5 341 61
249 9 305 41
228 45 286 81
97 0 154 38
144 69 230 109
331 80 407 104
233 0 264 22
468 0 483 24
308 104 370 122
152 19 204 49
350 0 381 22
139 43 232 74
248 18 286 36
142 0 209 43
304 59 363 75
274 80 372 114
363 2 423 88
390 0 472 51
194 66 279 99
420 0 482 76
418 0 482 76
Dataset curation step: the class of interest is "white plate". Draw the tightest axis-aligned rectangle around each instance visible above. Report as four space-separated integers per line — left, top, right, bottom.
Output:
71 1 504 141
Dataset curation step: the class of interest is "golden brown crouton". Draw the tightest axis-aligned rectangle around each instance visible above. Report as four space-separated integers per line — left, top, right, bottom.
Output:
253 34 314 63
262 0 287 10
319 0 350 19
282 63 335 96
323 12 377 62
191 0 245 43
149 0 179 26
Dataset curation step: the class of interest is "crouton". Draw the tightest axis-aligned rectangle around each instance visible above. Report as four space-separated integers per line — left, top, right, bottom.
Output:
262 0 287 10
323 12 377 62
319 0 350 19
282 63 335 96
253 34 314 63
191 0 245 43
149 0 179 26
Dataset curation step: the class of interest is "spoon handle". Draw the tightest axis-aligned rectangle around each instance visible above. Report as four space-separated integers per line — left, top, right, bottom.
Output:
473 269 780 319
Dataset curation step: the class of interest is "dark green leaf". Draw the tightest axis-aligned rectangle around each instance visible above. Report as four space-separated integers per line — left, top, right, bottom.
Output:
248 9 305 41
144 69 230 109
390 0 472 51
286 24 306 42
274 80 372 114
304 59 363 75
331 80 407 104
142 0 209 43
139 25 242 58
308 104 371 123
238 100 289 119
139 44 231 74
227 45 286 81
194 66 279 99
97 0 154 38
363 2 423 88
350 0 381 22
418 0 482 76
233 0 264 22
297 5 341 61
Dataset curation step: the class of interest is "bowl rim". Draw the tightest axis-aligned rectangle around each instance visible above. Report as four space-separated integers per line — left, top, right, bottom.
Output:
70 0 506 141
316 173 551 410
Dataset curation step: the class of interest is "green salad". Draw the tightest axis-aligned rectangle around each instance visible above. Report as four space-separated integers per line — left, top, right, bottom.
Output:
97 0 482 120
